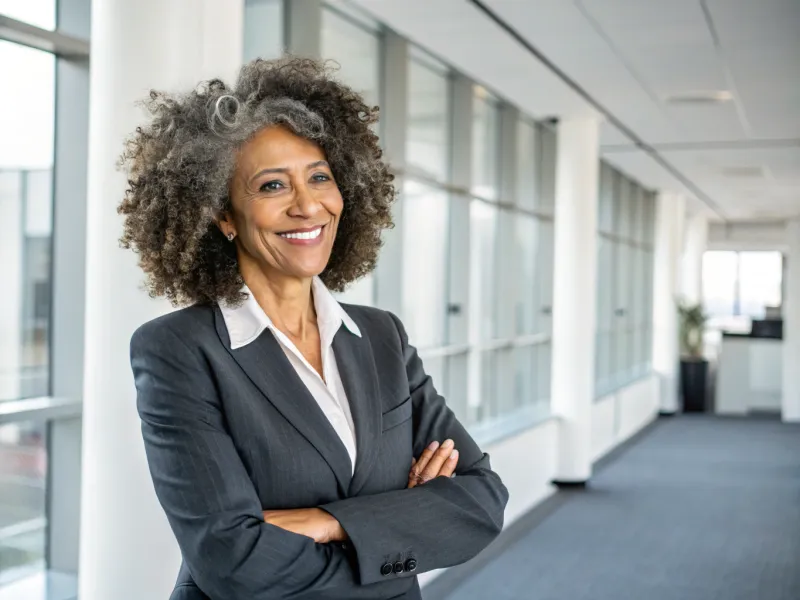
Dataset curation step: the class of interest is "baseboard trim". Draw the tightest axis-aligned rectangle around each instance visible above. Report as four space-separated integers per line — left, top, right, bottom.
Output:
658 410 677 417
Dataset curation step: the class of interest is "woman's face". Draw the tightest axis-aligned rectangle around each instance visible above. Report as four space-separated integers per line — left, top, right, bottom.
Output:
224 125 343 282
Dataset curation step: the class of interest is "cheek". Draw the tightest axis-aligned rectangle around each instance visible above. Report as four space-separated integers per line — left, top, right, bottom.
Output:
247 203 282 233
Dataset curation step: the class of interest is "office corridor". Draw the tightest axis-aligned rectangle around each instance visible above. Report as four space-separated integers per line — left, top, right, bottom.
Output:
432 416 800 600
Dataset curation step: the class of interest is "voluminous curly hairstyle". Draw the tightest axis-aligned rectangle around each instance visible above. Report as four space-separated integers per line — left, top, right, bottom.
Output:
118 56 395 306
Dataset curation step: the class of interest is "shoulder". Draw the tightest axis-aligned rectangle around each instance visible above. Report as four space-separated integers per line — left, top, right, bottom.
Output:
131 304 217 353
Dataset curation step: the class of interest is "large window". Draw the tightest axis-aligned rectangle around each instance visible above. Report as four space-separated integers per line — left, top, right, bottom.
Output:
703 251 783 329
0 24 57 588
321 4 382 306
595 163 656 397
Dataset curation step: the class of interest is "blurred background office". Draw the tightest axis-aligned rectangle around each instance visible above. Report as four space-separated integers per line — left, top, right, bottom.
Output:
0 0 798 599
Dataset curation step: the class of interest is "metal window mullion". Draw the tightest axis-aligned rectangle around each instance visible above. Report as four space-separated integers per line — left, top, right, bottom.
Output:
0 14 89 57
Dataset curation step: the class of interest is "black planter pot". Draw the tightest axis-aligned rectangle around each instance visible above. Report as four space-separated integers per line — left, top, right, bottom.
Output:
681 358 709 413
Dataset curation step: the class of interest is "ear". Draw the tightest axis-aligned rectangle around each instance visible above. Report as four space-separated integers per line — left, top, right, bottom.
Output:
215 209 236 239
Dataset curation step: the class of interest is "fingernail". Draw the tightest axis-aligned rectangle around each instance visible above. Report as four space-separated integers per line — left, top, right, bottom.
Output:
442 439 454 449
449 449 459 461
428 441 440 451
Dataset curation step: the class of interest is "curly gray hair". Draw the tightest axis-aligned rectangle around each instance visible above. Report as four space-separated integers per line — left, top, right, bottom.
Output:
118 56 395 306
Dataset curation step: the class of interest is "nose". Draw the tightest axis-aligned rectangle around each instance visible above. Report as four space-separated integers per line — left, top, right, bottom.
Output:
289 181 322 218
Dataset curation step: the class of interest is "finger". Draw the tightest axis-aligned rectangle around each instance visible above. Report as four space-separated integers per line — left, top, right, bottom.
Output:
437 448 459 479
408 441 439 488
418 439 456 484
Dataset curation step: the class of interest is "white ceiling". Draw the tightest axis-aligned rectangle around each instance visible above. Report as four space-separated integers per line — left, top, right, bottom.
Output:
349 0 800 221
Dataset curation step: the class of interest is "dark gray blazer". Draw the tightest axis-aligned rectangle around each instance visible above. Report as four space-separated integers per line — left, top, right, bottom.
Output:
131 302 508 600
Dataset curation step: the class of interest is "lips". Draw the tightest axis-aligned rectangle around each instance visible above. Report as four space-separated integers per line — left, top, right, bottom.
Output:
277 224 326 245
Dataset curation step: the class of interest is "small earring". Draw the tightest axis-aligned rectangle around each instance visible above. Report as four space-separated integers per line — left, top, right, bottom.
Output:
227 232 235 242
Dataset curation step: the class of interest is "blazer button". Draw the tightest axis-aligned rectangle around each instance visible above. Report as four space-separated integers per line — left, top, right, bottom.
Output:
393 561 405 574
380 563 393 576
404 558 417 572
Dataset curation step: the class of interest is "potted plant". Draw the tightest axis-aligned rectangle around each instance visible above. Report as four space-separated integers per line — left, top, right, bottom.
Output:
678 302 708 412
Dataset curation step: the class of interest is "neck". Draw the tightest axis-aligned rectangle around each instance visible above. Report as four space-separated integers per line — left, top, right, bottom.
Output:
239 259 316 339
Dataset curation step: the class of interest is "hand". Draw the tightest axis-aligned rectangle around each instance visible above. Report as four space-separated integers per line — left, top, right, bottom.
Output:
408 438 458 488
262 508 347 544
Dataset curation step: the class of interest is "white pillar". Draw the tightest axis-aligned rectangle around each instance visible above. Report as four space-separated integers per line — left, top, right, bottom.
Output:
783 220 800 422
681 212 708 305
550 118 600 484
0 173 23 400
79 2 243 599
652 192 686 413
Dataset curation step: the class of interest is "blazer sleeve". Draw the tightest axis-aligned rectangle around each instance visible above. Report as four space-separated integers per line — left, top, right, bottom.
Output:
131 322 408 600
320 312 509 586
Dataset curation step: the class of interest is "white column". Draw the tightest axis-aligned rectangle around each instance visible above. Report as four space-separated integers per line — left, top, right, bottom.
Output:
681 212 708 305
550 118 600 484
783 220 800 422
652 192 686 413
79 2 243 599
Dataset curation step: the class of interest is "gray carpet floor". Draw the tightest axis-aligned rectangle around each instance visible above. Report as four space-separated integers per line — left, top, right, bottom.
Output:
434 415 800 600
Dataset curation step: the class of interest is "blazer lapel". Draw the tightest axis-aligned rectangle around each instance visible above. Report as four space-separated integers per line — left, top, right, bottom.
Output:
213 307 352 495
332 324 381 497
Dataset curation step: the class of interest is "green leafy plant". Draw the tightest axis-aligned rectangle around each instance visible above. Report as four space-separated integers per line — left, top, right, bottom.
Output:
678 302 707 360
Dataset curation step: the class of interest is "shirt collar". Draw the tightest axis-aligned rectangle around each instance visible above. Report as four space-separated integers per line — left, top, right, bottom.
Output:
219 276 361 350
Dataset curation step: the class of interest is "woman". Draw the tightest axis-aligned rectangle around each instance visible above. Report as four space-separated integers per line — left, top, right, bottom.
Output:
124 57 508 600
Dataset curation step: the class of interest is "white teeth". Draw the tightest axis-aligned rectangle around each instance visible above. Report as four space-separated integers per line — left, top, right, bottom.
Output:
280 227 322 240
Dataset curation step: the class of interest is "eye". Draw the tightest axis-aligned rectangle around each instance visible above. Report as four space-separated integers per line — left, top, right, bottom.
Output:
259 180 284 192
311 173 331 183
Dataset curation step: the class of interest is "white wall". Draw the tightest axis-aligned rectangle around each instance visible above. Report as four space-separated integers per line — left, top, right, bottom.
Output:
593 376 660 462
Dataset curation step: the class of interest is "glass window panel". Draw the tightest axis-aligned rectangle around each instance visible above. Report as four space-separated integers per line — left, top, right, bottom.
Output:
322 8 381 106
738 252 783 319
401 180 449 349
469 201 499 341
471 89 500 200
614 175 632 240
406 58 450 182
243 0 284 62
702 251 738 318
536 342 552 406
598 163 615 234
478 351 497 424
0 421 48 583
538 126 557 214
516 119 538 210
0 43 55 402
494 348 515 416
534 220 554 335
514 345 535 408
0 0 55 30
514 215 539 336
446 352 469 424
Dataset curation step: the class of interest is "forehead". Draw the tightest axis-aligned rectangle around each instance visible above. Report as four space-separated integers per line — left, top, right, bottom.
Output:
237 125 326 170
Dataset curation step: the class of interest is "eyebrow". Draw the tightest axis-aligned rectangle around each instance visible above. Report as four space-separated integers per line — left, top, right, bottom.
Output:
249 160 330 183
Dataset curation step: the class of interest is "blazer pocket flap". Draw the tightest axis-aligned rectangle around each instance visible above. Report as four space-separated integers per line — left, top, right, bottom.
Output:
381 397 413 431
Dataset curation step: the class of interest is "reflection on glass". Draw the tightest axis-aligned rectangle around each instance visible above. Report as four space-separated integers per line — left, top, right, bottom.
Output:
322 8 381 106
0 421 47 585
406 56 449 182
0 42 55 401
243 0 284 62
471 88 500 200
0 0 55 30
401 180 449 349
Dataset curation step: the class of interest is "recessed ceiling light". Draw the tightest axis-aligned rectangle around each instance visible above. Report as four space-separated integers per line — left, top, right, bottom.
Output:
666 90 734 105
721 166 764 178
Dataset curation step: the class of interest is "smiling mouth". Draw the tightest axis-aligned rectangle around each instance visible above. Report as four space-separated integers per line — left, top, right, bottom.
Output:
277 225 324 241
